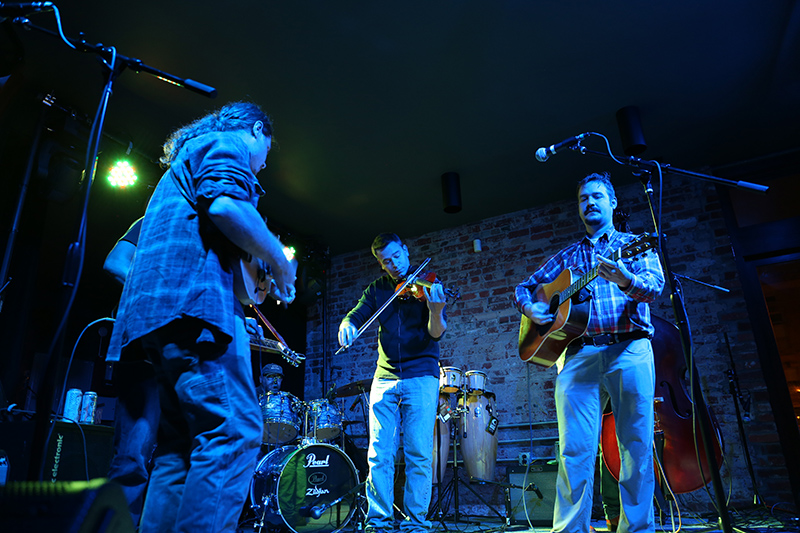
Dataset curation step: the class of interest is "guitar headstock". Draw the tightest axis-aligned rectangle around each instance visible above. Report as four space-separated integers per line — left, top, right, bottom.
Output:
619 233 658 260
278 343 305 367
249 334 305 367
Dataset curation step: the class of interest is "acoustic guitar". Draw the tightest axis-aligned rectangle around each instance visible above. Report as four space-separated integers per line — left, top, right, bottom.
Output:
234 253 305 367
518 233 658 367
233 253 273 306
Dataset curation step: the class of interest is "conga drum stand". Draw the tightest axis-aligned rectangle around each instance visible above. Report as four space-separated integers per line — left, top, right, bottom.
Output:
428 392 505 526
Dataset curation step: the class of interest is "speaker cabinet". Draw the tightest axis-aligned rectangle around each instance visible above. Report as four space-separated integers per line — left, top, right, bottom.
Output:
0 421 114 482
0 478 134 532
507 463 558 526
45 422 115 482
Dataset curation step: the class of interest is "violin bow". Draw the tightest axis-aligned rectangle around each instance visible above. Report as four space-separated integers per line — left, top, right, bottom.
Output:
335 257 431 355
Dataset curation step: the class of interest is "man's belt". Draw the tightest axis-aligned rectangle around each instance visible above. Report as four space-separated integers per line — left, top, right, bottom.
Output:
575 330 650 347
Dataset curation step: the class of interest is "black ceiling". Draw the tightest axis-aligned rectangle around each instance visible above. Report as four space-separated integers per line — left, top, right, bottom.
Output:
3 1 800 256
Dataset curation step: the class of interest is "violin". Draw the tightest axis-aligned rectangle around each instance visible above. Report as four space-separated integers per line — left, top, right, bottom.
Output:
395 271 460 302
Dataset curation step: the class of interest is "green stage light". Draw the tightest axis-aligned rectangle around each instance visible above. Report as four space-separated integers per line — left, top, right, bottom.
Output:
108 160 138 188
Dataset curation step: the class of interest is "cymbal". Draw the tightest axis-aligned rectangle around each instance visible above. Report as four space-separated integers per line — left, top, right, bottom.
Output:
335 379 372 397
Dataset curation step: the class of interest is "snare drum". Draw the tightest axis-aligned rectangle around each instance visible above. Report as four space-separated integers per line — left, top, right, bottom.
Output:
306 399 343 442
439 366 462 393
464 370 488 395
458 391 498 481
250 443 359 533
260 391 302 444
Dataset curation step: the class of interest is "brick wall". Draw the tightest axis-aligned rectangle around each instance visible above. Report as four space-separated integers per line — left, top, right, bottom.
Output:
304 175 792 517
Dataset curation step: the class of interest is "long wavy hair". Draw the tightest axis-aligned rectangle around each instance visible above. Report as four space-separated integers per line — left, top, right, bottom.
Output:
160 101 273 168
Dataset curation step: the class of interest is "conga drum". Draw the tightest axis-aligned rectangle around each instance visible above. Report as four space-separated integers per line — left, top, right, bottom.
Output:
439 366 463 393
432 393 451 483
458 391 498 481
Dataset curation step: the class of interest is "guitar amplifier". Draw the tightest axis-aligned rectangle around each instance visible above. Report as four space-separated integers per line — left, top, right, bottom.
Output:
44 422 115 482
507 463 558 526
0 421 114 483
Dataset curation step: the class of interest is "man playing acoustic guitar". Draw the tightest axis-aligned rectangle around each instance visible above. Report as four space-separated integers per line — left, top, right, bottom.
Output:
514 172 664 533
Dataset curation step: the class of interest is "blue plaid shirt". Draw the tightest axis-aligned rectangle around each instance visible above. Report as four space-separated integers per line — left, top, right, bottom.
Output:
514 229 664 337
107 132 264 361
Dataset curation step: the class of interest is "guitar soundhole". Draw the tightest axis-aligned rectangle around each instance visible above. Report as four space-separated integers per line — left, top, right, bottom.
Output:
548 294 560 317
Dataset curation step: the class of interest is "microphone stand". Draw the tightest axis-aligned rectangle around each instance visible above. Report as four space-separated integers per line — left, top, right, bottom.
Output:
7 15 216 482
724 332 763 507
569 139 769 533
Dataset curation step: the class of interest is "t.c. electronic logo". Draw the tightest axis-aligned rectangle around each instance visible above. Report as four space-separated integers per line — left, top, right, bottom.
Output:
50 433 64 482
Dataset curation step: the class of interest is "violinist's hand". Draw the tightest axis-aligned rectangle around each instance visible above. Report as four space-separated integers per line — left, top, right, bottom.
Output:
523 301 555 325
338 321 358 348
424 283 446 315
596 255 632 290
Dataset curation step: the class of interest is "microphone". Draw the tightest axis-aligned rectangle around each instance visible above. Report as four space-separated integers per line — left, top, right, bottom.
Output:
301 504 325 519
324 382 336 401
349 395 362 411
535 133 589 162
0 2 54 16
526 483 544 499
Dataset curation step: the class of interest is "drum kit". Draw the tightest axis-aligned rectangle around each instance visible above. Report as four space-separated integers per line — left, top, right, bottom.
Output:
431 366 501 523
244 386 367 533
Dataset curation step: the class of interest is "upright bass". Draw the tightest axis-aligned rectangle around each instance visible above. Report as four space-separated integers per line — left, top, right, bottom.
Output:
601 315 724 494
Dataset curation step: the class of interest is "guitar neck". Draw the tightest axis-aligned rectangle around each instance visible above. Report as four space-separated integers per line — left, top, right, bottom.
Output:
559 248 621 305
249 335 283 354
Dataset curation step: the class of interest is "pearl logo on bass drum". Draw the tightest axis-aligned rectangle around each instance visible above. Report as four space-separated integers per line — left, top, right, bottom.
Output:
308 472 327 485
304 453 330 468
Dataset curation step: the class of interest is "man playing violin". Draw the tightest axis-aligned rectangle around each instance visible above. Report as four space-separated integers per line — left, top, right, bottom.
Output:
514 172 664 533
338 233 447 533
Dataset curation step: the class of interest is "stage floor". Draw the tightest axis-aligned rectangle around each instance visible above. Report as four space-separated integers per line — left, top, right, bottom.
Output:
421 510 799 533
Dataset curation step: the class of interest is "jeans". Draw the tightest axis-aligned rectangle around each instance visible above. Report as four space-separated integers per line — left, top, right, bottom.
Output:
107 359 160 528
366 375 438 533
553 338 655 533
138 315 262 533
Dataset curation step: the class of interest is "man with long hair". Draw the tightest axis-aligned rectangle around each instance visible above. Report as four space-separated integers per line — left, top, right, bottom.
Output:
107 102 296 532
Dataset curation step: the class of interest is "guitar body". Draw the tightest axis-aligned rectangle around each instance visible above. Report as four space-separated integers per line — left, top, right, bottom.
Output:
233 254 272 306
517 233 658 368
518 268 590 367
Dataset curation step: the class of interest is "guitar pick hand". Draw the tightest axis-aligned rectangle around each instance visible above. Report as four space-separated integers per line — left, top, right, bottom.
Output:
523 301 555 325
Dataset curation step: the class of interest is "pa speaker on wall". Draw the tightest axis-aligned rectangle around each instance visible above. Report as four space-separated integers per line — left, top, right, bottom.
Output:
0 478 134 532
507 463 558 526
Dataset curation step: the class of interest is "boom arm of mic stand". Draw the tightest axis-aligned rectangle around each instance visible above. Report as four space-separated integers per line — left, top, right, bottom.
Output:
576 147 769 195
11 20 217 98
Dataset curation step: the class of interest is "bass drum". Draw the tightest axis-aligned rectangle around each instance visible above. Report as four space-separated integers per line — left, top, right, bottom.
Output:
250 443 359 533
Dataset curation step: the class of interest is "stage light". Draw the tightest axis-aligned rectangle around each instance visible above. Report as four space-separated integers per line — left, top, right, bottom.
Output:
107 160 138 188
283 245 296 262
